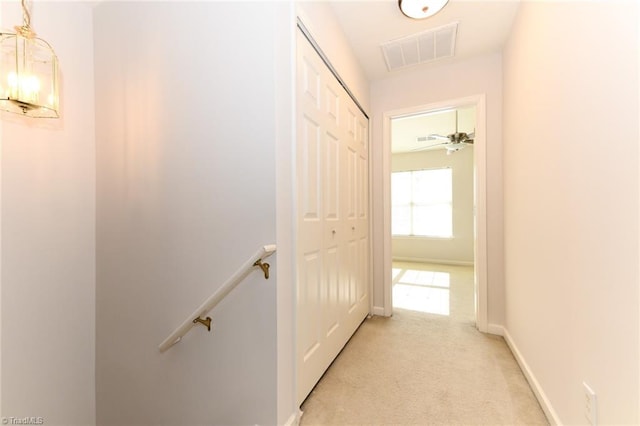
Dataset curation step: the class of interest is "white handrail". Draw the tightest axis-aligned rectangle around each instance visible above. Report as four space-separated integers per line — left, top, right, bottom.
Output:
158 244 276 353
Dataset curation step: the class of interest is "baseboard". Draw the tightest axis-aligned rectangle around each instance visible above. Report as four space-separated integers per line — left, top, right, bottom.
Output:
487 323 504 336
392 256 474 267
371 306 386 316
502 328 561 426
283 409 302 426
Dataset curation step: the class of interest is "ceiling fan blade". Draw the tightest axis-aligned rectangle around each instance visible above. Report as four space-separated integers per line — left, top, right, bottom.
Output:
427 134 449 141
411 142 448 152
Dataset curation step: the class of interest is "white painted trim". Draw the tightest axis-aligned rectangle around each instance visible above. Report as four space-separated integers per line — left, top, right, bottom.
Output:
637 5 640 421
382 114 393 318
503 328 561 426
283 409 302 426
473 95 488 333
382 95 488 332
392 256 473 267
486 323 504 336
276 2 297 425
371 306 386 317
368 118 375 317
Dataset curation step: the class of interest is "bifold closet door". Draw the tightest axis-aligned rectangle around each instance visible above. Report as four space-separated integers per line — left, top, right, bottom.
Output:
296 28 370 405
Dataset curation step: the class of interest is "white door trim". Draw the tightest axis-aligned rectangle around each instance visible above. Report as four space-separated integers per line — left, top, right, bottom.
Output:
381 94 488 332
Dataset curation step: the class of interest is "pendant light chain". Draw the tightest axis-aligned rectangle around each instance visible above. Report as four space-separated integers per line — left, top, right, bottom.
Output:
22 0 31 29
16 0 34 38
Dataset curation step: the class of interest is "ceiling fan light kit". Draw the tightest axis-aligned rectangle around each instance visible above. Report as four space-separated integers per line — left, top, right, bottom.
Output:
398 0 449 20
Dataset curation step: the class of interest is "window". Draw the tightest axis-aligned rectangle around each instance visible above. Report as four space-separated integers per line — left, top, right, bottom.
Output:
392 168 452 238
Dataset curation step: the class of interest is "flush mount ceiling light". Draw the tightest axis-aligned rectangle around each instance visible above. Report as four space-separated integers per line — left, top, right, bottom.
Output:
398 0 449 19
0 0 60 118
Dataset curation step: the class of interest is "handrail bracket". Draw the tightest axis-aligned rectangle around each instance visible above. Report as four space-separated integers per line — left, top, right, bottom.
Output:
253 259 270 279
192 316 212 332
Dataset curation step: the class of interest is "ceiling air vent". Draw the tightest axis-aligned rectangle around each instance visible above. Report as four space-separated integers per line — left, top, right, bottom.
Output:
380 22 458 72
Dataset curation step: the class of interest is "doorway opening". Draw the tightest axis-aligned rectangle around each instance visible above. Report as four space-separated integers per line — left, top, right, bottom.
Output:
381 95 488 331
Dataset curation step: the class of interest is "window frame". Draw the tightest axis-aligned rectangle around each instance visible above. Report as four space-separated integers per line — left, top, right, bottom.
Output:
391 167 453 239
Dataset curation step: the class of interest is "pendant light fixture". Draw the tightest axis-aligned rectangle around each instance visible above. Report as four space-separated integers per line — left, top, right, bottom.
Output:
398 0 449 20
0 0 59 118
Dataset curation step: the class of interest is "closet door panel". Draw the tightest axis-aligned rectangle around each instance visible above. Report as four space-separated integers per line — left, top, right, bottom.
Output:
299 251 321 362
296 28 369 405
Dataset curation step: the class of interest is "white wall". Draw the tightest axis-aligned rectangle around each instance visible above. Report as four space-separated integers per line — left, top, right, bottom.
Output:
391 148 474 264
94 3 282 424
502 1 639 424
371 53 504 325
0 2 96 424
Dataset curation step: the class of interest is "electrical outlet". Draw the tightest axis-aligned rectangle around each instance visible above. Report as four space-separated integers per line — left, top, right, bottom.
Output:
583 382 597 426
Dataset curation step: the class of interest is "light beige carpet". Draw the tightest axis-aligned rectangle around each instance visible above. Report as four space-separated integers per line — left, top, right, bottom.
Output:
299 309 549 425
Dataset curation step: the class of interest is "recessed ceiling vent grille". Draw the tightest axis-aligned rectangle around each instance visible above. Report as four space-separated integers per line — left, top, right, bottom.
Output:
380 22 458 72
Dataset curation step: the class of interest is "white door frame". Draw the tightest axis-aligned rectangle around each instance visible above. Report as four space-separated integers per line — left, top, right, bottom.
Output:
381 94 488 332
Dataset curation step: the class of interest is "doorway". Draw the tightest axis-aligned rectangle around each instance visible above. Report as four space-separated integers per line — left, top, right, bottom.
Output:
390 105 475 317
381 95 488 332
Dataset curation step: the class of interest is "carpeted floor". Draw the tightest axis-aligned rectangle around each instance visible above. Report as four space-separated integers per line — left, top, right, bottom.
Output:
299 263 549 425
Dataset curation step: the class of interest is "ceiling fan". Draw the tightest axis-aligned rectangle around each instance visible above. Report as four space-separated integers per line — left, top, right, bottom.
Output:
414 110 475 154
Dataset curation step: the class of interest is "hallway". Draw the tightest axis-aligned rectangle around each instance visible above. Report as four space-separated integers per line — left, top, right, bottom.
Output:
299 263 548 425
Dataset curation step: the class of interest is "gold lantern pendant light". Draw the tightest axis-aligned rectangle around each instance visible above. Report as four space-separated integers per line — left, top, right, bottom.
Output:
0 0 59 118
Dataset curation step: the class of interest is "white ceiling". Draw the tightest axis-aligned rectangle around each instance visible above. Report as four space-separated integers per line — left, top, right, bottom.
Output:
328 0 519 153
329 0 520 82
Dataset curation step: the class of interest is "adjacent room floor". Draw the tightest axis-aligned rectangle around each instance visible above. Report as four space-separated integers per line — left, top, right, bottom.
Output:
299 262 549 425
